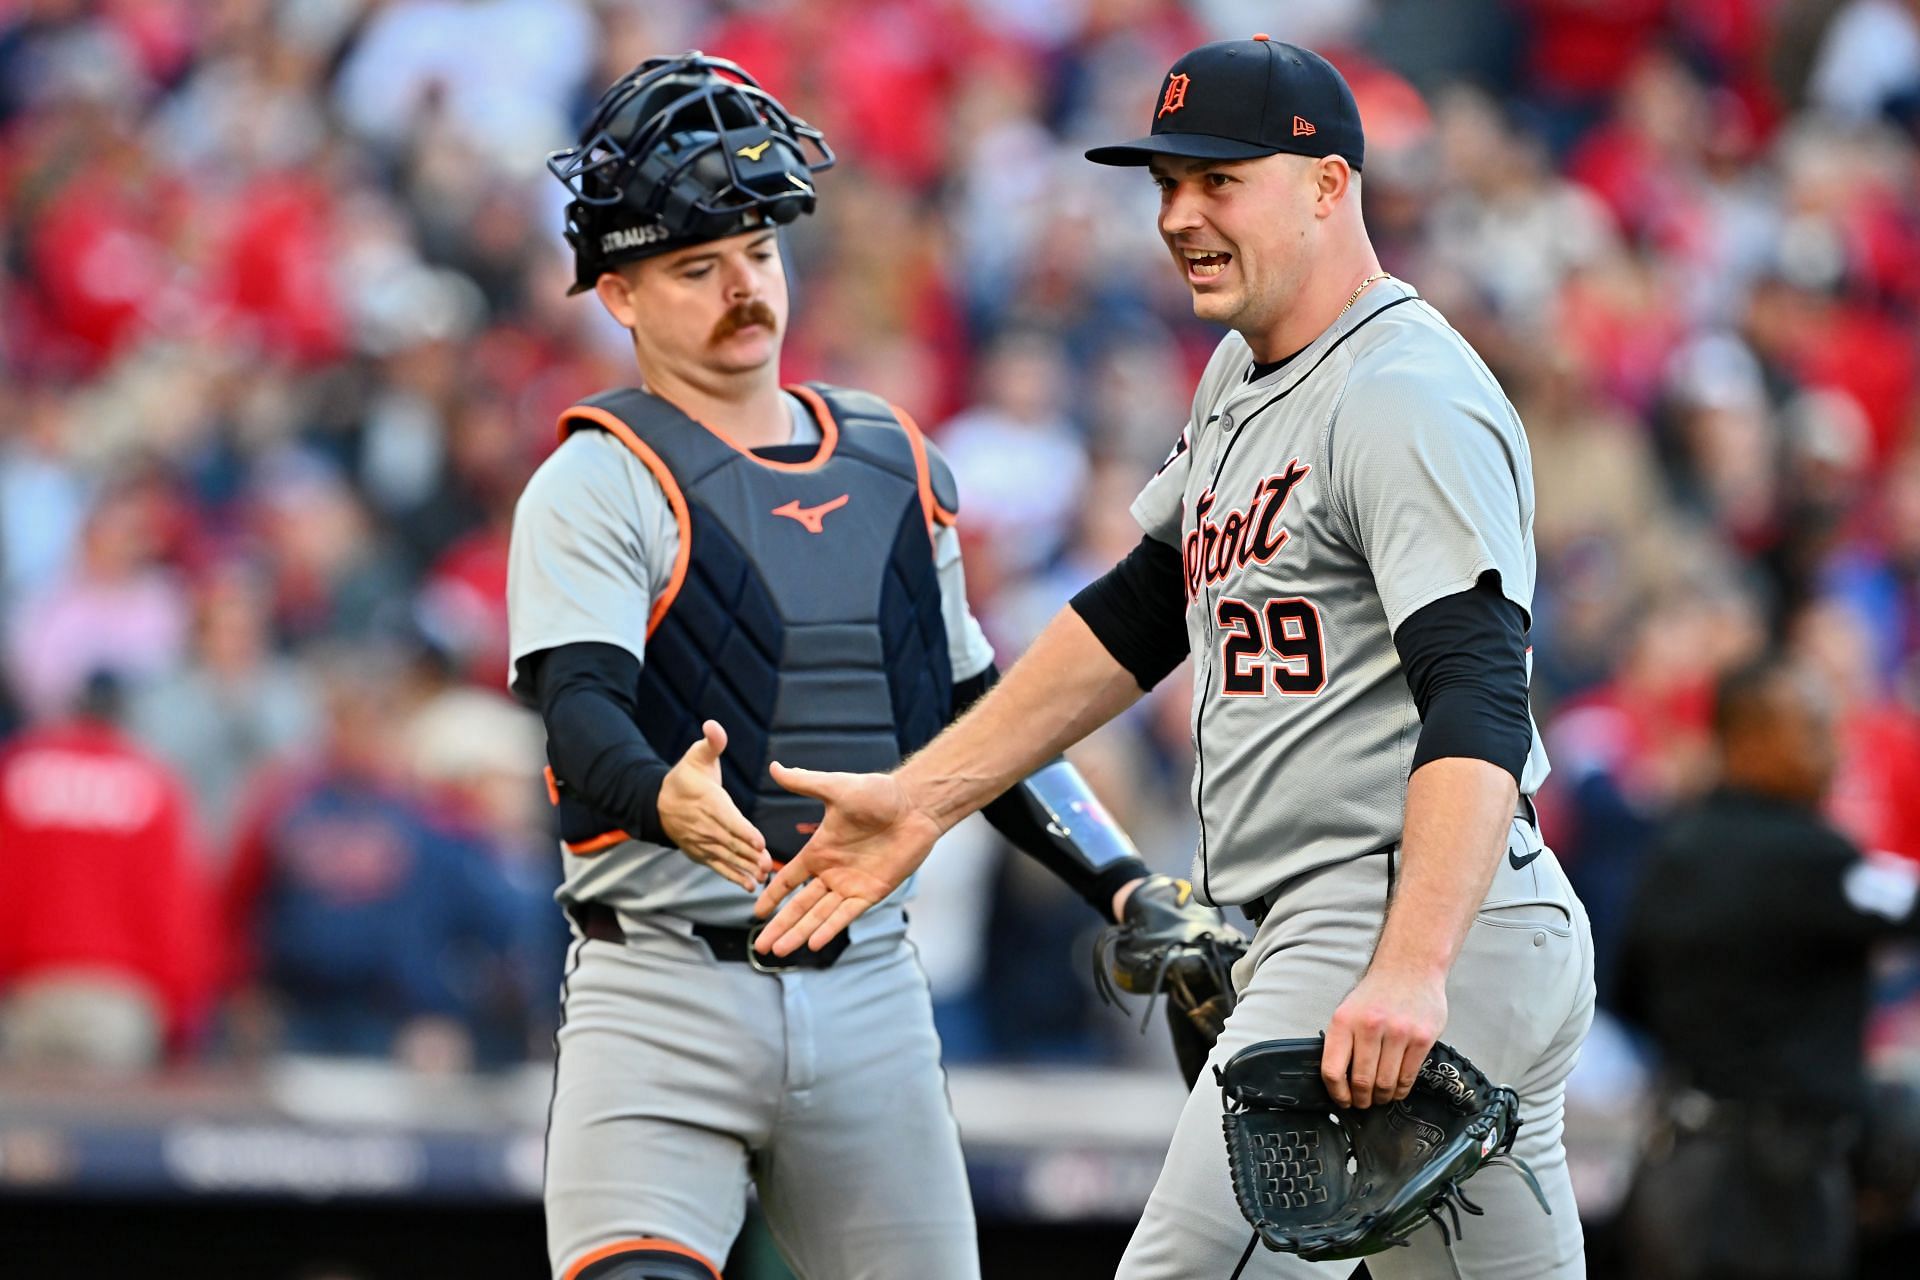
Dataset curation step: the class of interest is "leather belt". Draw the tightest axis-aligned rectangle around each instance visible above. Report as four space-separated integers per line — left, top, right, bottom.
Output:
1238 797 1541 928
571 901 850 971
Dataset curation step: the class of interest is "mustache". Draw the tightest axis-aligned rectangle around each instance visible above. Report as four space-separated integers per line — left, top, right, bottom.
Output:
711 299 779 344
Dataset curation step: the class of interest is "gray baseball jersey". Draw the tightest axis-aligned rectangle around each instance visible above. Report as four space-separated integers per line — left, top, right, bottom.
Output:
506 392 995 927
1132 279 1550 909
1120 280 1593 1279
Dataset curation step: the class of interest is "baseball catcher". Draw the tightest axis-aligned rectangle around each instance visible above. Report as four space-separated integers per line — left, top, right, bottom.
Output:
1094 874 1247 1087
1218 1036 1548 1261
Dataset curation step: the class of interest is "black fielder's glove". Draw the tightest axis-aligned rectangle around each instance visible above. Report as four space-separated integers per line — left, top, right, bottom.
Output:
1219 1036 1549 1261
1093 874 1247 1087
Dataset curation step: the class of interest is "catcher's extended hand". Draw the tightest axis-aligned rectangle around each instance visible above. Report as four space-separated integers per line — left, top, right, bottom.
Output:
1093 874 1247 1087
1219 1036 1548 1261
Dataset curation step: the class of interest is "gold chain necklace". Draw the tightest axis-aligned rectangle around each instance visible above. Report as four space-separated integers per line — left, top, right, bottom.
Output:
1339 272 1392 317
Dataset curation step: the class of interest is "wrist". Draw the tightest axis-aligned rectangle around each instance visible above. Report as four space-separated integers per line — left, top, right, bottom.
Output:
627 760 674 845
1365 938 1455 986
896 761 988 837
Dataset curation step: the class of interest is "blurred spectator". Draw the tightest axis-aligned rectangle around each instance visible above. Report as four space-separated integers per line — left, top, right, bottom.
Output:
1425 86 1619 331
1823 447 1920 685
405 680 567 1060
937 331 1090 576
246 449 412 644
1792 598 1920 862
129 561 321 850
330 0 593 167
5 473 190 724
1807 0 1920 125
0 673 215 1071
222 658 528 1069
1542 579 1762 1005
1616 655 1920 1280
0 380 91 614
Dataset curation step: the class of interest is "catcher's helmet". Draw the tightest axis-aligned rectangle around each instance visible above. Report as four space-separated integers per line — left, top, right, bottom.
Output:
548 52 834 295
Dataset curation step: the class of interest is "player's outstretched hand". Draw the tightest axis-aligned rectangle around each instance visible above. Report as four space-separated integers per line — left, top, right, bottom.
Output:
658 720 772 892
753 763 942 956
1320 965 1449 1110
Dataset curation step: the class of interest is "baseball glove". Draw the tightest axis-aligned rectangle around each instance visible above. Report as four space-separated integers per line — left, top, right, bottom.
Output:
1092 874 1247 1087
1219 1036 1548 1261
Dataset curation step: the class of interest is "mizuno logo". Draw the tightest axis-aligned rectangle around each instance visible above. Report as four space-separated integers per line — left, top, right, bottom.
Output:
737 139 773 161
771 494 849 533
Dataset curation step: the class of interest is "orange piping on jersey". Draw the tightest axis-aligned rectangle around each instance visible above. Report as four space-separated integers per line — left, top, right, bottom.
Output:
563 1239 721 1280
543 766 561 806
887 403 956 539
558 405 692 638
563 829 633 857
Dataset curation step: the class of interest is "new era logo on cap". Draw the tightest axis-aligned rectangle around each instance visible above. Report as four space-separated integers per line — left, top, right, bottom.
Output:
1292 116 1315 137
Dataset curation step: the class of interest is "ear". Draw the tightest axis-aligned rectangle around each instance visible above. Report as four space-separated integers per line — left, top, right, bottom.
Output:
594 267 641 329
1313 157 1353 214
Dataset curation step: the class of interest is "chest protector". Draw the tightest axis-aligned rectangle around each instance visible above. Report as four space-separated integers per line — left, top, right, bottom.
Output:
551 383 956 859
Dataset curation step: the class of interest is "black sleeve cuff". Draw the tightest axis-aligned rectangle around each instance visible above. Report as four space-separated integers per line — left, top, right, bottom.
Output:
533 641 676 845
1069 534 1190 692
1393 576 1532 784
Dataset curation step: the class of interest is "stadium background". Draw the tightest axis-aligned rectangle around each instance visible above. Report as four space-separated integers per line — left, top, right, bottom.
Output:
4 0 1920 1275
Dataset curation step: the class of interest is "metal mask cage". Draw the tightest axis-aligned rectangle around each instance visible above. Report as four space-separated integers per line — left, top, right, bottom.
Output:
546 52 834 227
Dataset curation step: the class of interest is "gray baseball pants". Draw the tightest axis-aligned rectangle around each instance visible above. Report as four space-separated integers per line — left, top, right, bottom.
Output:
1120 816 1596 1279
544 908 978 1280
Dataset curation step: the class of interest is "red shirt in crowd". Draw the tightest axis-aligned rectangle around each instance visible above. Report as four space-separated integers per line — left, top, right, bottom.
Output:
0 718 216 1051
1828 704 1920 864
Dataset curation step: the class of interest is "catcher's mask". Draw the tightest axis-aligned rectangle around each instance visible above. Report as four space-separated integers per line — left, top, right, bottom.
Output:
548 51 835 295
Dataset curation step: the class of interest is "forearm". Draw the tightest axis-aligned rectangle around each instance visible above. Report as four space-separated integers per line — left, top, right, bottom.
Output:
981 759 1149 920
900 607 1144 833
536 643 672 844
1369 757 1516 980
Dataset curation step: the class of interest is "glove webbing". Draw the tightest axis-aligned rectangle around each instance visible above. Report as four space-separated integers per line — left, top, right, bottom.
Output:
1091 928 1238 1034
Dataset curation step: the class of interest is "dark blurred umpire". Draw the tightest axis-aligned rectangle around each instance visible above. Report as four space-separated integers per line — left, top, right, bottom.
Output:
1618 656 1920 1280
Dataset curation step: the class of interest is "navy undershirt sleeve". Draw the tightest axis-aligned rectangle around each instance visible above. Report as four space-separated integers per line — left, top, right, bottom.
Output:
1069 534 1190 691
1394 575 1533 783
532 641 674 845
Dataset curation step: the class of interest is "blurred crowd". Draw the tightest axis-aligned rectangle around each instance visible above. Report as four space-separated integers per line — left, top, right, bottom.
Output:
5 0 1920 1081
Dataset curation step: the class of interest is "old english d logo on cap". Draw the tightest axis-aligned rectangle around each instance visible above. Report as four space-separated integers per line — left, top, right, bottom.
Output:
1158 72 1191 117
1085 37 1365 172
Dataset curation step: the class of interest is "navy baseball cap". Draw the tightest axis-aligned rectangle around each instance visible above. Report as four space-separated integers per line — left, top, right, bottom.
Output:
1085 35 1364 172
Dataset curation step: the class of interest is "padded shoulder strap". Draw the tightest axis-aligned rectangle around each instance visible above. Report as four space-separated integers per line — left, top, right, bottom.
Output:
553 389 697 639
560 388 741 483
798 381 957 531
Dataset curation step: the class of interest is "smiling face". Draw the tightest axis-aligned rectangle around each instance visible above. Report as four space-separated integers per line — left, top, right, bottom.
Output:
595 227 790 387
1149 151 1334 339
